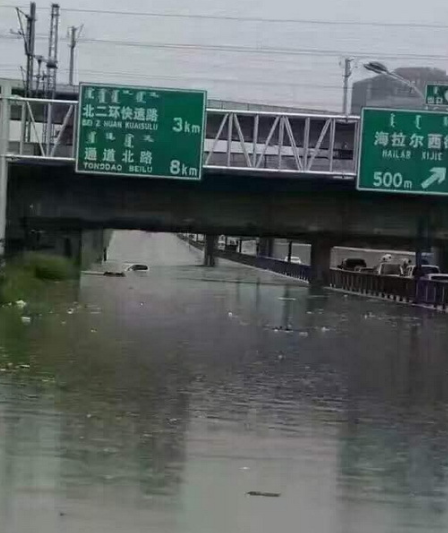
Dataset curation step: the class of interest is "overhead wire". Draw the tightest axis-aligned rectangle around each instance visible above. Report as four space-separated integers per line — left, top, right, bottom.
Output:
1 31 446 62
1 4 448 30
0 4 444 110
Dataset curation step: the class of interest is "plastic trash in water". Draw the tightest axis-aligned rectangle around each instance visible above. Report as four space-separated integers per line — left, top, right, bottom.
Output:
247 491 281 497
15 300 27 309
21 316 31 324
299 331 309 338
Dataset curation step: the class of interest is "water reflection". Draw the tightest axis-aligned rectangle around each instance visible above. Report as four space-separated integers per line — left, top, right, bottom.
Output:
0 232 448 531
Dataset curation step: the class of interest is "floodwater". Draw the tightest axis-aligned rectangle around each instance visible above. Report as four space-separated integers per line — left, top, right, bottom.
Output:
1 232 448 532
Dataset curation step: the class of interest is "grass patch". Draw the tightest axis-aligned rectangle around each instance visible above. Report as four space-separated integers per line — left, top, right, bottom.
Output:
0 253 76 304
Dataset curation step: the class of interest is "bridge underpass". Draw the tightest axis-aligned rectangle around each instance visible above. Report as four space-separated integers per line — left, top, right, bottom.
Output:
7 162 448 284
2 82 448 282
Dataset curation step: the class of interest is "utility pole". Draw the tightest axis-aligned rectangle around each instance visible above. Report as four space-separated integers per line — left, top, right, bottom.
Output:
68 25 83 86
14 3 37 141
44 3 60 151
14 3 37 97
24 3 36 98
342 58 353 116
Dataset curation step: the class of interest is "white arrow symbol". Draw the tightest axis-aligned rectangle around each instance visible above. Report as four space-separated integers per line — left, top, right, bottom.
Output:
421 167 447 190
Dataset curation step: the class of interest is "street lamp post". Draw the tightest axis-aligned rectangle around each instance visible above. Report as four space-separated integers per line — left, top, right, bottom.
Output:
363 61 427 273
363 61 425 101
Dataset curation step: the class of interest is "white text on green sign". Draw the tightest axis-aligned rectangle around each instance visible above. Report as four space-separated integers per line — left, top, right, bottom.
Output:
75 84 207 180
357 108 448 196
426 84 448 106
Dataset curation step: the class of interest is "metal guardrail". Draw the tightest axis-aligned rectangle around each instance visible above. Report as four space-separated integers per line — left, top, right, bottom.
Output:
328 269 448 310
215 249 311 281
1 91 359 177
185 239 448 310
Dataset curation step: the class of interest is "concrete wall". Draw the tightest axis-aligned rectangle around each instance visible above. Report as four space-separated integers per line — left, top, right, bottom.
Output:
241 238 417 268
80 229 109 269
272 240 418 268
5 224 109 270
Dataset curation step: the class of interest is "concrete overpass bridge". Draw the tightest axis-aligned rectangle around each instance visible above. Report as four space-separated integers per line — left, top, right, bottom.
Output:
1 79 448 281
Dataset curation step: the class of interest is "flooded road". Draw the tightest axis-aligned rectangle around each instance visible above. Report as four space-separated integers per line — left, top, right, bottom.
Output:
2 232 448 532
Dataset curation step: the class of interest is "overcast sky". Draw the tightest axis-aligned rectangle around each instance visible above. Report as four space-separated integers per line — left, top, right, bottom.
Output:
1 0 448 110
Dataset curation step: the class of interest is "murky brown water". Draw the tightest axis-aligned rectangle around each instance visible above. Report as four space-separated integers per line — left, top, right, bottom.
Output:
1 232 448 532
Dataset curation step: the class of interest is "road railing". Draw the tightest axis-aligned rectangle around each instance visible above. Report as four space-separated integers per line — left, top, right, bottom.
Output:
328 269 448 310
186 237 448 310
216 249 311 282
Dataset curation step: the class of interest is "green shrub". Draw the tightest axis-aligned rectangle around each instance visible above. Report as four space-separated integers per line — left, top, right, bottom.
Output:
22 253 76 281
0 253 75 304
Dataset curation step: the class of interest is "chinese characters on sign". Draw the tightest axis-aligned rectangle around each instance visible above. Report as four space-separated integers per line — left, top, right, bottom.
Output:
425 84 448 106
357 108 448 196
75 84 207 180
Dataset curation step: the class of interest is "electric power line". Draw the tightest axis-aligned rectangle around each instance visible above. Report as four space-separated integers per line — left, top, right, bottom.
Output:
74 37 448 62
2 4 448 31
2 32 447 63
2 29 448 67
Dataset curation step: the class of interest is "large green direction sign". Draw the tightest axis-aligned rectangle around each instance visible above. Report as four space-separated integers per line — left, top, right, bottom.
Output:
76 83 206 180
426 84 448 106
358 108 448 196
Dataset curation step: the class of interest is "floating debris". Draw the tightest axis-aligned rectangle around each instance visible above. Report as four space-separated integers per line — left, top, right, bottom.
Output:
15 300 27 309
21 316 31 324
247 491 281 498
299 331 309 338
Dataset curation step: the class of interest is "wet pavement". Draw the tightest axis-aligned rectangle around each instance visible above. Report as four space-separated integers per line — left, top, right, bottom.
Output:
1 231 448 532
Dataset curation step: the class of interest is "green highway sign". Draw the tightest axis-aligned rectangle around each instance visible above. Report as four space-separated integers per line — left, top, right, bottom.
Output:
426 84 448 106
357 108 448 196
76 83 206 180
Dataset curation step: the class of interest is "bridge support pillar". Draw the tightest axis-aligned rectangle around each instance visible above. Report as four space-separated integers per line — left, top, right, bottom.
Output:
204 234 217 267
258 237 274 257
287 240 293 262
433 245 448 272
309 239 332 288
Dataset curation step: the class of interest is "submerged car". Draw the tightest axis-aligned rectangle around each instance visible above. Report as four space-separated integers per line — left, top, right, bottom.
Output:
284 255 302 264
375 263 403 276
338 258 367 271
